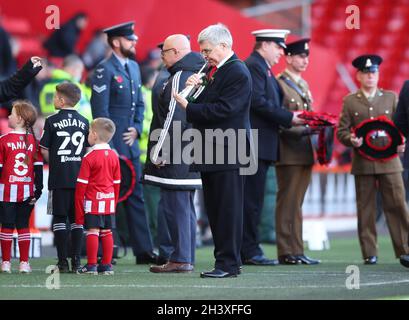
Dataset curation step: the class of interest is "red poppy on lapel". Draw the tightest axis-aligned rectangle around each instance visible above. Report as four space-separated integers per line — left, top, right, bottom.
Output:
114 75 123 83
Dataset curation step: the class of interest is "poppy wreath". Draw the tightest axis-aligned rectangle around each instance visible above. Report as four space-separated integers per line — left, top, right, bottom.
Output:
353 115 404 162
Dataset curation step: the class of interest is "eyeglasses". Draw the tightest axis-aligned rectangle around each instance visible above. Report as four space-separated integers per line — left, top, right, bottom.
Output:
200 48 213 56
161 48 176 56
200 43 223 56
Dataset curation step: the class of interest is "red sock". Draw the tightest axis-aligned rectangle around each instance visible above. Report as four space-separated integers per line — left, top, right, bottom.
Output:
100 230 113 265
0 228 14 262
17 228 31 262
86 231 99 265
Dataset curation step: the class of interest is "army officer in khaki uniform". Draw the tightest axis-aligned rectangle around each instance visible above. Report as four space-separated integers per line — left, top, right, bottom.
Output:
275 39 320 265
337 54 409 266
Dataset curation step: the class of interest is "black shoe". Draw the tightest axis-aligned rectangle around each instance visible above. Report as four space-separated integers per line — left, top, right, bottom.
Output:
399 255 409 268
244 255 279 266
200 269 237 278
296 255 321 265
136 252 158 264
71 256 81 273
156 256 169 266
278 255 300 265
56 259 70 273
364 256 377 265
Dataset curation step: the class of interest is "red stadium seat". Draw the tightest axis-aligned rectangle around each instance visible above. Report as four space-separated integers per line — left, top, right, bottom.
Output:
312 0 409 113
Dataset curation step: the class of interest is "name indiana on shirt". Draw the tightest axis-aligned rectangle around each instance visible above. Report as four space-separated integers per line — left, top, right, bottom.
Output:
6 141 34 151
52 118 87 130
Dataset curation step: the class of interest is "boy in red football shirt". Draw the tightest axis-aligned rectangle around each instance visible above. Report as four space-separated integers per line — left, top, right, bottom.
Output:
75 118 120 275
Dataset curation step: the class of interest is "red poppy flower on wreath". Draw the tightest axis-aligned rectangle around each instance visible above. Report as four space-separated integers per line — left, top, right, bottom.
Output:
115 75 123 83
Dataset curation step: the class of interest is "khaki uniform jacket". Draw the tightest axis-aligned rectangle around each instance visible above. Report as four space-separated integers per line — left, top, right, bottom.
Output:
276 70 314 166
337 88 402 175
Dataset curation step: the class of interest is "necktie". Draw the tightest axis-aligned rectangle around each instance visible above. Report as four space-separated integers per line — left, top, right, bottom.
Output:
124 63 131 78
207 66 217 80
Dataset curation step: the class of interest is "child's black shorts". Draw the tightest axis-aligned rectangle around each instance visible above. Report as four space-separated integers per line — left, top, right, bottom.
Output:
84 214 116 230
48 189 75 220
0 200 34 228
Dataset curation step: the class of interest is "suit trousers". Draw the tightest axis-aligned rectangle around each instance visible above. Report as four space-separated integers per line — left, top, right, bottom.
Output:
125 158 154 256
159 189 196 264
241 159 272 260
201 169 244 274
276 165 312 256
355 173 409 258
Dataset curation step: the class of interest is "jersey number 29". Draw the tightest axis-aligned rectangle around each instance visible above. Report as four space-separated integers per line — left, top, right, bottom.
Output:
56 131 85 156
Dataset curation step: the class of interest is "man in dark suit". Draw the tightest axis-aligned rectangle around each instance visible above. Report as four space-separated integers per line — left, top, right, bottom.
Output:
0 57 42 103
393 80 409 268
240 29 304 266
394 80 409 168
90 21 157 264
174 24 252 278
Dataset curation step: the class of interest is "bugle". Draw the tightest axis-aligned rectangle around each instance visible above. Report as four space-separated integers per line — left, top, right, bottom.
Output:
179 62 208 99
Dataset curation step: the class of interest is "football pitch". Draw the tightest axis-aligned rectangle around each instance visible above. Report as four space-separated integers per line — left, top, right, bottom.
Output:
1 235 409 300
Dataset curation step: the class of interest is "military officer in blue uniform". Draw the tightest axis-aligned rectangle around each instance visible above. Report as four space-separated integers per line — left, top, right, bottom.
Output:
90 21 158 264
241 30 303 266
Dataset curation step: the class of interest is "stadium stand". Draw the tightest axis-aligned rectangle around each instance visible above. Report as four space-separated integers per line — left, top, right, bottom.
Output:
312 0 409 114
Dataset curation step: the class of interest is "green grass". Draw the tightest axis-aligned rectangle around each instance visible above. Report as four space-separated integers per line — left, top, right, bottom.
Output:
1 235 409 300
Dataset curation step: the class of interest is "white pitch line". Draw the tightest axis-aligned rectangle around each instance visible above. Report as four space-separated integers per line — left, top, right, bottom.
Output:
1 279 409 289
16 269 409 277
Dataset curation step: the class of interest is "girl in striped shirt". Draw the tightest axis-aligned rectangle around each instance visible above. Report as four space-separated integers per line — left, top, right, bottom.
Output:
0 100 43 273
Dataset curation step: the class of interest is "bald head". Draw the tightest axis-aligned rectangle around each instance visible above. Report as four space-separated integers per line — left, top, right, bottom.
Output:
161 34 191 68
164 34 191 51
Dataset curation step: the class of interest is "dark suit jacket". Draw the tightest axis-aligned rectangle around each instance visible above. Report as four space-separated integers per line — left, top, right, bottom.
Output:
0 59 42 103
245 51 293 161
186 53 252 172
394 80 409 168
91 54 145 159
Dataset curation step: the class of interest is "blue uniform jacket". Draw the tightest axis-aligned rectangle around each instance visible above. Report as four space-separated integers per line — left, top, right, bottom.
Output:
90 54 144 159
245 51 293 161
